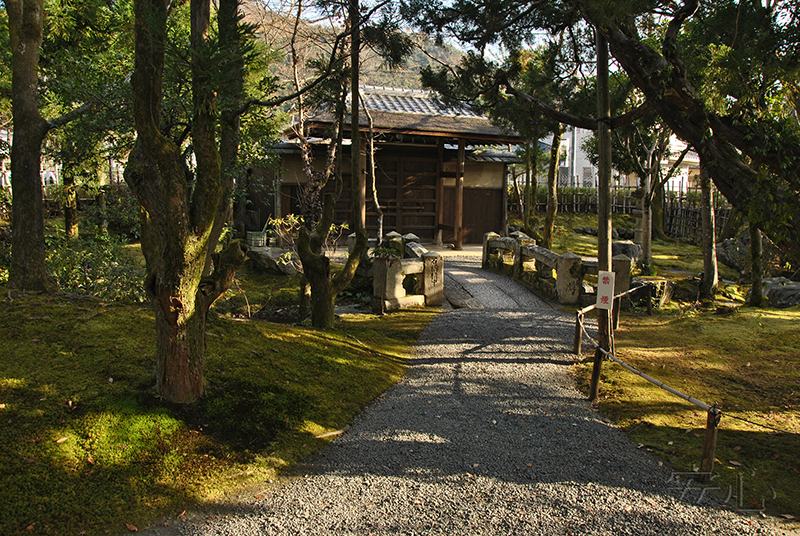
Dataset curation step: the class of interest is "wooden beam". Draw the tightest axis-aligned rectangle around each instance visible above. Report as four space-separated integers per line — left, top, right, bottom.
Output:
502 164 509 235
436 139 444 245
454 138 465 250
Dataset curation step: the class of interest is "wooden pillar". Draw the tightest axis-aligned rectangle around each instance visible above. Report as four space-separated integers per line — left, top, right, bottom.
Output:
590 30 613 403
502 164 509 236
454 138 465 250
436 139 444 245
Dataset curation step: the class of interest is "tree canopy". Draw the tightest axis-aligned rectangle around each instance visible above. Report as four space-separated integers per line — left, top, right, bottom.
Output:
401 0 800 262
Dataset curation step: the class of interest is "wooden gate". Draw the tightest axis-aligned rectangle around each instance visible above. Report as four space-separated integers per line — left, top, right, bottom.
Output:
368 156 438 241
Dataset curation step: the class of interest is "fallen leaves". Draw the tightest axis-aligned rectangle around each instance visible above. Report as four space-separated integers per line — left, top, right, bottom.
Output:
55 437 68 444
125 523 138 532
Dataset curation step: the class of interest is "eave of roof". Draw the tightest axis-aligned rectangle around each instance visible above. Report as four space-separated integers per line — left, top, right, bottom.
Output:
295 86 523 145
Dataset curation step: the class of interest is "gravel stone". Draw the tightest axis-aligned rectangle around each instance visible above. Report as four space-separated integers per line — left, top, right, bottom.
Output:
145 261 780 536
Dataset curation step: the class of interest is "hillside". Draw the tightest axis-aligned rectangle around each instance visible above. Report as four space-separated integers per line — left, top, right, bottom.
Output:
241 2 463 92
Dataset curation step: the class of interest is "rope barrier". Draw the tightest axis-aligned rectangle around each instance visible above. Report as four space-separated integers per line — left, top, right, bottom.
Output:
578 315 800 436
579 318 714 412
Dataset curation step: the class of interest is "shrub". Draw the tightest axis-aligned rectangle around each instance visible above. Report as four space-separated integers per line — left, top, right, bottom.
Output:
0 225 11 284
82 183 142 240
45 231 147 302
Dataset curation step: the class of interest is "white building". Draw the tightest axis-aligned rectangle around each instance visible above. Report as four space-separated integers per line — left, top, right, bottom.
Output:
1 129 63 189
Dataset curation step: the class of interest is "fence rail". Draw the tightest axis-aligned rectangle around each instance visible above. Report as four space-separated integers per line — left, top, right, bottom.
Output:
573 285 721 483
511 185 732 244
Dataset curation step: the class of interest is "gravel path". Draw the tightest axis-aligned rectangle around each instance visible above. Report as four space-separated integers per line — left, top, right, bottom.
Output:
147 261 778 536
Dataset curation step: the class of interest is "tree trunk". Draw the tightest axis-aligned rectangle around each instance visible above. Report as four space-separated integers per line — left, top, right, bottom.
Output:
63 169 79 237
8 0 54 292
542 126 563 250
126 0 247 403
699 162 718 300
298 276 311 321
749 221 765 307
651 180 667 240
205 0 243 271
641 166 653 267
512 170 524 220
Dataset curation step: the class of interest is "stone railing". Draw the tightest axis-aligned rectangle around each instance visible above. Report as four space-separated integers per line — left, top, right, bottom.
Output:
482 231 633 305
369 232 444 313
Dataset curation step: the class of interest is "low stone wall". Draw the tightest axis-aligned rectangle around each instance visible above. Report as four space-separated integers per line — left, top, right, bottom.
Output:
482 231 633 305
370 232 444 313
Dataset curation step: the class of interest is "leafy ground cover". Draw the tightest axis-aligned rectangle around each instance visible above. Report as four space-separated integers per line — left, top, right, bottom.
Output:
572 306 800 521
0 274 435 535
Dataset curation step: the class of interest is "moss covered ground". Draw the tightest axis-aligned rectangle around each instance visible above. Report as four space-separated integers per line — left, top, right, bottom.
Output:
572 306 800 520
511 213 799 524
0 272 435 535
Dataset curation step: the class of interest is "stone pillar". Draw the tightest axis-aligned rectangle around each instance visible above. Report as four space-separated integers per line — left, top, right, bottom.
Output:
556 252 583 304
422 251 444 306
482 232 500 269
509 231 535 278
403 233 425 258
383 231 403 258
372 257 406 313
612 254 633 294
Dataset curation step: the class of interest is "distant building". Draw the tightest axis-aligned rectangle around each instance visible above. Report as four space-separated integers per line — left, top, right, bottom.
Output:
254 86 523 245
0 129 63 189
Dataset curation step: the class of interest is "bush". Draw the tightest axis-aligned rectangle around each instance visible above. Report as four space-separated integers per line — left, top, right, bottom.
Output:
0 225 11 284
0 187 11 222
82 183 142 240
45 231 147 302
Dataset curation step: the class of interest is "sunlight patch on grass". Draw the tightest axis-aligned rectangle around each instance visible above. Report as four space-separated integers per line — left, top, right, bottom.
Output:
574 307 800 517
0 283 435 535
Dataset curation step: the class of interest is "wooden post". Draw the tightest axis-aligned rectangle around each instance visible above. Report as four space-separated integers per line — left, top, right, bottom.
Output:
590 29 612 403
699 406 721 483
454 138 465 250
435 139 445 246
573 313 583 355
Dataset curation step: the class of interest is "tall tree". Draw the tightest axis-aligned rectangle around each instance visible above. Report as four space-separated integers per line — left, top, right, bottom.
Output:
125 0 248 402
401 0 800 262
295 0 371 329
6 0 132 289
6 0 91 290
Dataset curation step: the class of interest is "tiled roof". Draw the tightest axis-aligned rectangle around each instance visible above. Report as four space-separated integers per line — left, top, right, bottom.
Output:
301 86 521 143
357 86 482 118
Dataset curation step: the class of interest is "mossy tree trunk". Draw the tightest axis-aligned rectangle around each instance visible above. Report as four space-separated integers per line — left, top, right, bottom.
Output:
8 0 53 292
749 221 765 307
126 0 247 403
699 162 718 300
542 125 563 250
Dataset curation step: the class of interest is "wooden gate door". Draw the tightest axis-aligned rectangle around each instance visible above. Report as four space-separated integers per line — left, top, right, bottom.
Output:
371 156 438 241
